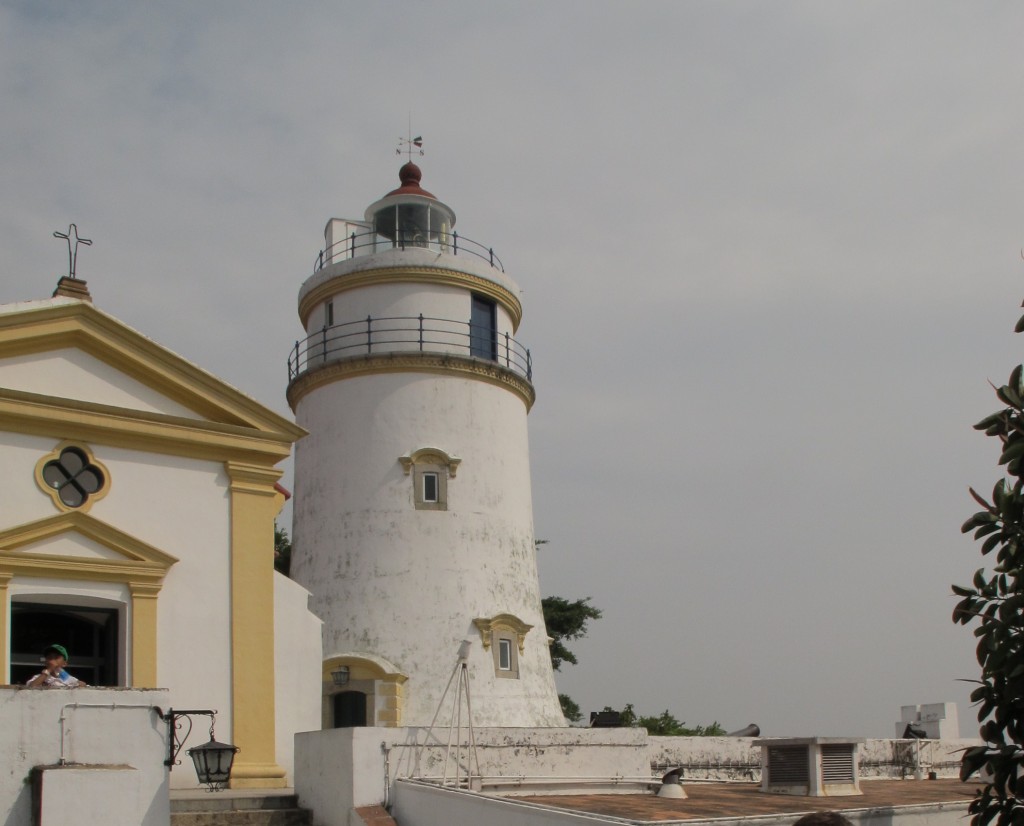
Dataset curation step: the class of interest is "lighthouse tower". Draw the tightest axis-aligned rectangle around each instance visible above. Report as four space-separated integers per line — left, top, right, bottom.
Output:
288 162 565 728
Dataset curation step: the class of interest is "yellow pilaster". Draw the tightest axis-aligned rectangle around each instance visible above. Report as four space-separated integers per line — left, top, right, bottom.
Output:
128 582 160 687
225 461 287 789
0 573 10 682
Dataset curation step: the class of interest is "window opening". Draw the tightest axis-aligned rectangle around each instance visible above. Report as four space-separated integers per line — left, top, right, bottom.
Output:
498 638 512 671
470 295 497 360
326 300 334 327
10 602 119 685
41 446 105 509
422 472 439 503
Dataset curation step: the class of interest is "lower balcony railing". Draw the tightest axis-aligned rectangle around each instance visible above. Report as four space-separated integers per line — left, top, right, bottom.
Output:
288 315 532 382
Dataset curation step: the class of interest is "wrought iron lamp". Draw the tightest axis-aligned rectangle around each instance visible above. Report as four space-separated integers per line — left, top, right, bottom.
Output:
161 708 239 791
331 665 350 686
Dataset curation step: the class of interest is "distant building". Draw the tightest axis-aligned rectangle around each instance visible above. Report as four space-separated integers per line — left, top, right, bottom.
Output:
288 162 565 728
896 703 959 740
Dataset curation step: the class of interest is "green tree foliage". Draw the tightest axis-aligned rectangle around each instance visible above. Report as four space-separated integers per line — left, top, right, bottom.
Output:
542 596 602 671
559 693 582 723
955 335 1024 826
604 704 726 736
274 523 292 576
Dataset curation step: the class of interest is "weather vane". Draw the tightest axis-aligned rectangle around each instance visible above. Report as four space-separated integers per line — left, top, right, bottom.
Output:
53 223 92 279
397 118 424 161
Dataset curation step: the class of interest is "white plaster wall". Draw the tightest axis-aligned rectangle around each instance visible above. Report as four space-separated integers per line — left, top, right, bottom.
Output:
0 433 235 788
0 687 169 826
0 432 97 524
298 246 522 317
89 447 234 762
274 571 323 783
291 368 562 727
304 282 516 342
0 348 199 417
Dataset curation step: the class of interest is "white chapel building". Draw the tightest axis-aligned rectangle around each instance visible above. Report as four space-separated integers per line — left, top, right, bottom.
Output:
0 278 321 791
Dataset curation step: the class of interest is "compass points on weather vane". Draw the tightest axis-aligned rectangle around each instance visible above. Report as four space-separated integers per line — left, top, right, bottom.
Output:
397 129 424 162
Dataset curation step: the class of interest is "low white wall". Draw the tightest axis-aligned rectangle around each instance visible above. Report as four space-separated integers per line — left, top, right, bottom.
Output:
647 737 979 781
858 738 976 779
274 571 322 784
295 726 651 826
0 686 169 826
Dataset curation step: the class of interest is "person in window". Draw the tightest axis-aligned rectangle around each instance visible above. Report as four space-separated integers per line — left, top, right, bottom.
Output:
25 644 87 688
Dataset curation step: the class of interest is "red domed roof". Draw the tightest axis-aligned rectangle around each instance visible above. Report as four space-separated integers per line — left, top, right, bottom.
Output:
386 162 436 199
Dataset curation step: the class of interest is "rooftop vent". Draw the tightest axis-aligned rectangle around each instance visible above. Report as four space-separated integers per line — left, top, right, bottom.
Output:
754 737 863 796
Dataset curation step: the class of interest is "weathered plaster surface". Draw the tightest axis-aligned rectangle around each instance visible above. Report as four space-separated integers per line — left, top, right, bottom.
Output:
0 687 168 826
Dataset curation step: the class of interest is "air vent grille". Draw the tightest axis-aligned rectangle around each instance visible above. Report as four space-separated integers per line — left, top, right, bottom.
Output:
821 744 855 783
767 746 809 785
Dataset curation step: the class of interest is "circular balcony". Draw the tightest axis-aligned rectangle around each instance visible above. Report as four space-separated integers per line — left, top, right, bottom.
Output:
313 228 504 276
288 314 531 380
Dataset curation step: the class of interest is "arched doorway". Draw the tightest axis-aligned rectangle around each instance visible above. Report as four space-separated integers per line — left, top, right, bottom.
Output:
10 602 119 685
332 691 367 728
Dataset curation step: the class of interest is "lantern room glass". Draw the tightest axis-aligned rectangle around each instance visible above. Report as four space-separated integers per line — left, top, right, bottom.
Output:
373 203 450 251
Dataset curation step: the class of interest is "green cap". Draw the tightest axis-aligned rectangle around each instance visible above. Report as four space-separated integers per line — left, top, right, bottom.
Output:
45 644 68 660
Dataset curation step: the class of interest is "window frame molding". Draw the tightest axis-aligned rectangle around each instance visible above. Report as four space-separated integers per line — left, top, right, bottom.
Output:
34 441 110 513
399 447 460 511
472 613 532 680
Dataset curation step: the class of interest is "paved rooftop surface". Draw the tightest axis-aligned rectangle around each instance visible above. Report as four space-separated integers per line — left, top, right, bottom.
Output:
517 779 977 823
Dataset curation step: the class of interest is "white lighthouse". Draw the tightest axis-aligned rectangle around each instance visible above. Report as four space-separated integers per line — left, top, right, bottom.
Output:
288 161 565 729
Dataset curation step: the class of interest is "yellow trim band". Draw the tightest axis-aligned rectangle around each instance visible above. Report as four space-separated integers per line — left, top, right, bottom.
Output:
298 265 523 331
287 352 535 412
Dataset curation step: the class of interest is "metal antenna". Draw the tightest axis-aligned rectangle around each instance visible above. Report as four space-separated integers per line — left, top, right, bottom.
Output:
53 224 92 279
413 640 479 788
397 115 424 161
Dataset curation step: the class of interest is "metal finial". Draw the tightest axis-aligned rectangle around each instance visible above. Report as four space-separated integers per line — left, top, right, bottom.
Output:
53 224 92 279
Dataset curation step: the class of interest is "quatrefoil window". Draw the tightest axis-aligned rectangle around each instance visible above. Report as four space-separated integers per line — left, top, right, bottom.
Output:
39 445 107 509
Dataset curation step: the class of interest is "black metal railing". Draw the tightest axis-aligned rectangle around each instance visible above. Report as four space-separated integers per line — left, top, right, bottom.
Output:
288 314 532 382
313 229 504 275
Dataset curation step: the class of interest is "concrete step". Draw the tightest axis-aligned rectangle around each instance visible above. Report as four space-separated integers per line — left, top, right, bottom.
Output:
170 789 312 826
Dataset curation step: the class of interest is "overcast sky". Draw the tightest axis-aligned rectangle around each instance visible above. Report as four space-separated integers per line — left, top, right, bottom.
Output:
4 1 1024 738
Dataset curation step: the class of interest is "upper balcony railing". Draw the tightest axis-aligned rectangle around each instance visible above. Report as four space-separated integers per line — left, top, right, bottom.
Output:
313 229 504 276
288 314 532 383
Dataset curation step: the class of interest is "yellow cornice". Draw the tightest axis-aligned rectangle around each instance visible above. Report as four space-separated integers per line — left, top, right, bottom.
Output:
0 511 177 585
0 300 303 437
226 460 283 495
0 388 301 465
298 266 523 331
287 353 535 412
473 613 533 654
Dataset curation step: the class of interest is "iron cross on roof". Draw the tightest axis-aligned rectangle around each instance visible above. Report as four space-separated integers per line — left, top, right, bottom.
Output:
53 223 92 279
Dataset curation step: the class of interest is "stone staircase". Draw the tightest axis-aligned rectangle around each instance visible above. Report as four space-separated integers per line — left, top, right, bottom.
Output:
170 788 312 826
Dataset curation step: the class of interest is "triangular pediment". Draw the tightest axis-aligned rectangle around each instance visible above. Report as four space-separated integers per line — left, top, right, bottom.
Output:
0 511 178 585
0 298 302 438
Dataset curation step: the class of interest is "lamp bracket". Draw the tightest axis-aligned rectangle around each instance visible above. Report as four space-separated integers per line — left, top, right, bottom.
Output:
161 707 217 768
